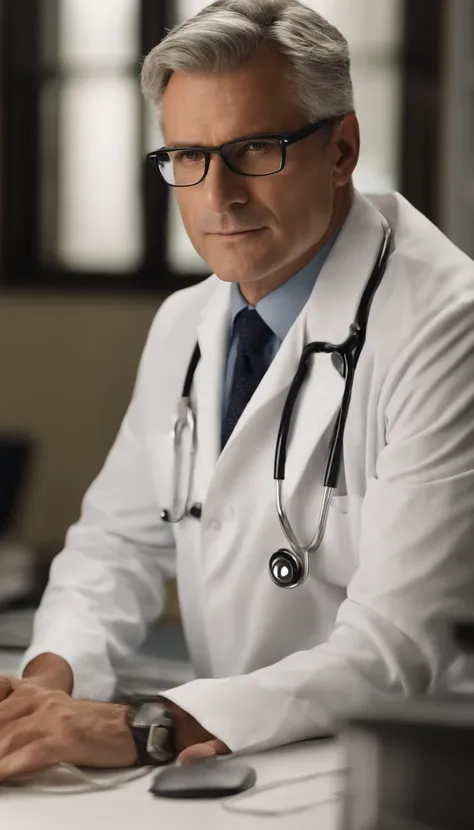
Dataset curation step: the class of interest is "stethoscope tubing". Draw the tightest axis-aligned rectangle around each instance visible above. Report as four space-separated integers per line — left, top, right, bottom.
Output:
161 216 392 587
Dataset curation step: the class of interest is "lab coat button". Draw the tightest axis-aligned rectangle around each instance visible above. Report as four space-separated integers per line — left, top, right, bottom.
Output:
208 518 221 531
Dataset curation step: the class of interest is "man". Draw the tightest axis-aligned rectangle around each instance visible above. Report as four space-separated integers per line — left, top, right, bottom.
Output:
1 0 474 781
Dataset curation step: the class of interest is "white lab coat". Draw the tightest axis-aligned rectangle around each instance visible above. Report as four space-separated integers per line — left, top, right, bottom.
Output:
21 191 474 754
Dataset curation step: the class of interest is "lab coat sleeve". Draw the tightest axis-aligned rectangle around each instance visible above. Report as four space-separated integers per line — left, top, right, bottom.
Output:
19 310 176 702
162 293 474 754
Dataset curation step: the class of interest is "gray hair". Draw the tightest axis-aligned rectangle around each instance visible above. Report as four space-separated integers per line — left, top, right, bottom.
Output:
141 0 354 123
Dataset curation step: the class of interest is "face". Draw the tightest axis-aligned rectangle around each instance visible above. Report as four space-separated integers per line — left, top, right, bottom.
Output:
161 46 359 299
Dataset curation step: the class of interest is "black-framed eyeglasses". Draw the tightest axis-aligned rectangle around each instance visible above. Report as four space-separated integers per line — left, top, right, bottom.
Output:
147 117 342 188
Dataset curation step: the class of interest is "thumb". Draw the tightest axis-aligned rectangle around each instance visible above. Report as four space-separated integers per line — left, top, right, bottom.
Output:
177 739 230 766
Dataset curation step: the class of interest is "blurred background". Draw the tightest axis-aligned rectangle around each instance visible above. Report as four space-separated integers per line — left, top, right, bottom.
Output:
0 0 471 663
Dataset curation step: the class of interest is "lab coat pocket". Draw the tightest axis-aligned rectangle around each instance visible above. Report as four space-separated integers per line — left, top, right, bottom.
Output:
329 494 350 514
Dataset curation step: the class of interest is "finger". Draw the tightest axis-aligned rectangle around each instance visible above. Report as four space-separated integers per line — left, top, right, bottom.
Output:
0 678 36 704
0 691 37 727
6 678 26 693
0 739 58 783
177 739 230 766
0 678 12 703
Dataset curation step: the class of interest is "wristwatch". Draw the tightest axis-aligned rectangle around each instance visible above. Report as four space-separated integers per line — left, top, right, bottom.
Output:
126 699 176 766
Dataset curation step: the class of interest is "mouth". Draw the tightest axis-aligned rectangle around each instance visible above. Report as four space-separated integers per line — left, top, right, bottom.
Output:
213 228 266 239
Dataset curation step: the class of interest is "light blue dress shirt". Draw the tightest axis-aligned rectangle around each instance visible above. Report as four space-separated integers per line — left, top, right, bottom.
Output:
223 236 336 417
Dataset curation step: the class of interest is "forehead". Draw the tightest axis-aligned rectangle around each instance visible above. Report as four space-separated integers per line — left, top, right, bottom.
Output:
161 46 307 145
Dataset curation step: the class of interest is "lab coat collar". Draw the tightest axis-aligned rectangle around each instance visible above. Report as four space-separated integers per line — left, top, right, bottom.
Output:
195 191 389 497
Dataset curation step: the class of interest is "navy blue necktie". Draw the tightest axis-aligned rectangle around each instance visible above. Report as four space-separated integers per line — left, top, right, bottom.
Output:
222 308 274 448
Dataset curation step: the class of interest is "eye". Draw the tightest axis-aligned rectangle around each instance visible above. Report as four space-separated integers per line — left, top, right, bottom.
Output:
230 141 278 162
174 150 205 164
242 141 273 154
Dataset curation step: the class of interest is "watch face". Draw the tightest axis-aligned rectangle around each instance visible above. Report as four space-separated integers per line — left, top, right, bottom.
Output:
148 724 172 761
135 703 169 726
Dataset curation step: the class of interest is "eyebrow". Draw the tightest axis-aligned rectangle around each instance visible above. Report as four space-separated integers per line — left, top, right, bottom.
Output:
163 128 284 149
165 142 207 149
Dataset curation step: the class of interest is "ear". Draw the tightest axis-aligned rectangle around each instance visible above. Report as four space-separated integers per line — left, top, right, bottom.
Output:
332 113 360 188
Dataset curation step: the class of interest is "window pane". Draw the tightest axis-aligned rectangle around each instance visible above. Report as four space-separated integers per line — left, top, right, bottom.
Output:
176 0 212 20
145 100 164 153
58 0 140 70
168 198 210 274
305 0 402 52
53 79 142 271
352 62 401 192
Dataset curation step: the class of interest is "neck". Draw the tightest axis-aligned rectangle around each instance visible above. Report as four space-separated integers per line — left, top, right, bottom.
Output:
239 184 353 306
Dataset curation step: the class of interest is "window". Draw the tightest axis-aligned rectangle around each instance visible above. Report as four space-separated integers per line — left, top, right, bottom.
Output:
1 0 186 290
42 0 142 273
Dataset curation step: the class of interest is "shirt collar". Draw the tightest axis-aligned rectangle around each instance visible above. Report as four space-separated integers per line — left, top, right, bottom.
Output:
229 235 337 342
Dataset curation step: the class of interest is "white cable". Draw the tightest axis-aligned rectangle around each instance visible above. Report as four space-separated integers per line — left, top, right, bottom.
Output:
221 767 348 817
3 758 348 814
2 762 154 794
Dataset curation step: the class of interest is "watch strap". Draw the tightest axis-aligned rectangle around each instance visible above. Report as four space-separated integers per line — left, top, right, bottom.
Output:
126 703 176 767
127 704 151 766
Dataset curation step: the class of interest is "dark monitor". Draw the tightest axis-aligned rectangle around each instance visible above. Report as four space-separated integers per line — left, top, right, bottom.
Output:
0 436 33 535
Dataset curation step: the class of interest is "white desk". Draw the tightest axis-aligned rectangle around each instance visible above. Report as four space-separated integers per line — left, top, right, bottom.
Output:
0 739 345 830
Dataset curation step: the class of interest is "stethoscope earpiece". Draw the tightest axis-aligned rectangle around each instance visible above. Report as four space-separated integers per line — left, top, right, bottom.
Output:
269 549 305 589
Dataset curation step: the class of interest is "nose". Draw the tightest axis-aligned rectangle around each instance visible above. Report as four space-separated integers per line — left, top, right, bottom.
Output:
203 153 249 214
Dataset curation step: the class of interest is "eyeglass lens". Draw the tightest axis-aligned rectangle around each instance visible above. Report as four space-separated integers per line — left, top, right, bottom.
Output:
157 139 283 186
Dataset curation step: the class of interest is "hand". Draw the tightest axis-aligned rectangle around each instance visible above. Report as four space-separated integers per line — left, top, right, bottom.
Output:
0 672 66 704
162 699 231 765
0 677 137 782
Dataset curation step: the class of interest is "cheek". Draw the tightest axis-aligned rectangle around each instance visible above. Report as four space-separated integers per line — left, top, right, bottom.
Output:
272 165 334 242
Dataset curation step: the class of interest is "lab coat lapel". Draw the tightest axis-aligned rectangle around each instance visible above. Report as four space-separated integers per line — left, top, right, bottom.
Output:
194 280 232 495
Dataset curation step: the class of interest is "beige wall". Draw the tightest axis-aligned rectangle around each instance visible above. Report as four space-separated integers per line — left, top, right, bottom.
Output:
0 291 167 551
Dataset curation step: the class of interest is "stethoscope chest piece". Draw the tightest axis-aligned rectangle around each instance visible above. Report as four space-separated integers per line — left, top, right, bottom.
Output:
269 549 306 589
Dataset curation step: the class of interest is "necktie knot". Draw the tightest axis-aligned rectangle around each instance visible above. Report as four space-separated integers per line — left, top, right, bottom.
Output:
233 308 273 356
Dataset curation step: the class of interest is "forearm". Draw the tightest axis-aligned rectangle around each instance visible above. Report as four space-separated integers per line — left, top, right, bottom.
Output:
20 533 173 700
22 652 74 695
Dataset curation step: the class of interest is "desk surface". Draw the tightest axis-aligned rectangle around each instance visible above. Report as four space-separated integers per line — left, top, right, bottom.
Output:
0 739 345 830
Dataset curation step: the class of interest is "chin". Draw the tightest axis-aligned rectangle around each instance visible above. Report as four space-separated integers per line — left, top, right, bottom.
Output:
213 265 270 285
208 251 277 285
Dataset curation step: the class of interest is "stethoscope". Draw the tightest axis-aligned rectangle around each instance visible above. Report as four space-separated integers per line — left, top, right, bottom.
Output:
161 216 392 589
